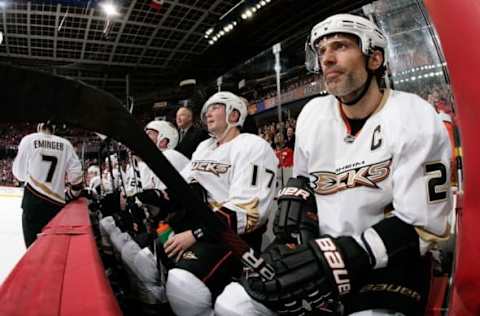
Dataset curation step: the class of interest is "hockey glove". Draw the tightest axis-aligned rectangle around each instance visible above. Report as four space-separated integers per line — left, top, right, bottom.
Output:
65 184 83 203
273 176 319 244
243 235 371 315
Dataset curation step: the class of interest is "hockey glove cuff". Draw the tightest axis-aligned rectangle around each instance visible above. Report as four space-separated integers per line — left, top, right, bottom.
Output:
273 176 319 244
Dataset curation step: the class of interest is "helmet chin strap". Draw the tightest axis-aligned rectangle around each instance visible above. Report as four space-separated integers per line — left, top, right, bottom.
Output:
335 70 374 106
211 116 240 145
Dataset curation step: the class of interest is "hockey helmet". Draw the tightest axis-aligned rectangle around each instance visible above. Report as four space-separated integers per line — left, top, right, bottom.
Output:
37 121 56 134
201 91 247 129
87 165 100 177
305 14 388 73
145 120 179 149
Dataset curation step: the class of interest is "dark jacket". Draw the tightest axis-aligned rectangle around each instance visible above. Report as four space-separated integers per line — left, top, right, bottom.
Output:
285 134 295 150
175 126 209 159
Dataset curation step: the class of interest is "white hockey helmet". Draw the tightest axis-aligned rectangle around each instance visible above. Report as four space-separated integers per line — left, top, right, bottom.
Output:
305 14 388 73
201 91 247 128
145 120 179 149
87 165 100 176
37 121 56 134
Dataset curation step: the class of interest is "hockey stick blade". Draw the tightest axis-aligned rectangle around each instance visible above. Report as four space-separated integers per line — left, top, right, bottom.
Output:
0 64 274 280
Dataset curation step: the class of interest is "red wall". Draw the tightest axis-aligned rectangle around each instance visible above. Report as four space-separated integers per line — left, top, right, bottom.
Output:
0 199 122 316
425 1 480 315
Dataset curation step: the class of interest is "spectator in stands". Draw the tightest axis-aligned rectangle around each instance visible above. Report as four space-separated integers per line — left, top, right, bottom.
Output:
285 126 296 149
175 106 208 159
274 133 293 168
12 122 84 247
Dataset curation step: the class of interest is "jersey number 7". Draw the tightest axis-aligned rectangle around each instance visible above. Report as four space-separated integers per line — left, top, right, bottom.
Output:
42 154 58 183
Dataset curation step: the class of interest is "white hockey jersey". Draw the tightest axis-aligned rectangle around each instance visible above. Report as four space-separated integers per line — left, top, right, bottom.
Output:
294 89 452 242
12 132 83 204
102 168 126 194
126 149 190 193
182 134 278 234
139 149 190 191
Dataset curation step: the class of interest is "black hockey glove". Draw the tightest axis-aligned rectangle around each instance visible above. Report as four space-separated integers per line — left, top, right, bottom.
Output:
132 189 172 210
98 191 121 217
243 236 371 315
273 176 319 244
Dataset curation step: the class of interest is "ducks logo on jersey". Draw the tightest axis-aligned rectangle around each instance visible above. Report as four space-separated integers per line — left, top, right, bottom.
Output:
311 158 392 195
191 160 231 177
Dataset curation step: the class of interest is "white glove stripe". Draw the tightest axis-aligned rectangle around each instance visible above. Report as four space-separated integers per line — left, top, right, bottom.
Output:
360 228 388 269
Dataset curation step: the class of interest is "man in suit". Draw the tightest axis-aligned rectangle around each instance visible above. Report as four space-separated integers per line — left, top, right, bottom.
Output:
175 106 208 159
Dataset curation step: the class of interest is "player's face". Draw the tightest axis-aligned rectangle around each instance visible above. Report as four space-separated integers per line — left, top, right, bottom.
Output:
316 34 367 98
205 103 227 135
87 171 95 184
146 129 159 146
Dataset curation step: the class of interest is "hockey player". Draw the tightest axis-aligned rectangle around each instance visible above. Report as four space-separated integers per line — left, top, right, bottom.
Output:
122 120 190 218
164 91 278 316
86 164 102 196
12 122 83 247
105 120 190 310
215 14 452 316
141 120 190 190
102 153 125 194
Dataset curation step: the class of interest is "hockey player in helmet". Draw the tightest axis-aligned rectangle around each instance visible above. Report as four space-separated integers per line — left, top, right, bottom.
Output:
164 91 278 316
86 165 102 196
12 121 83 247
105 121 191 308
216 14 452 316
140 120 189 190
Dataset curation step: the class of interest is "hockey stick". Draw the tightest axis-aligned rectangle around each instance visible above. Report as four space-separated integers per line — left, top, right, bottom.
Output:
0 64 274 280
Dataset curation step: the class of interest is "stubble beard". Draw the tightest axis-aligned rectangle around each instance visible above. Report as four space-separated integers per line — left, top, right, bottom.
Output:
325 69 367 103
325 71 363 99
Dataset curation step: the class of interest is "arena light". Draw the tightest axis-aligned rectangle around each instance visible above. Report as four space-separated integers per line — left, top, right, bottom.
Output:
206 0 272 46
100 2 120 17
